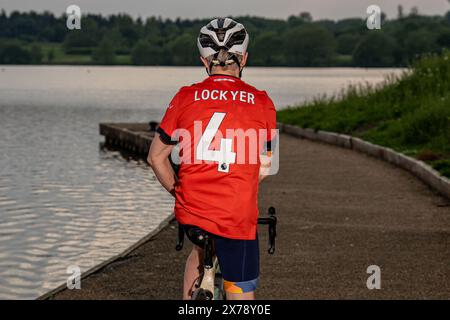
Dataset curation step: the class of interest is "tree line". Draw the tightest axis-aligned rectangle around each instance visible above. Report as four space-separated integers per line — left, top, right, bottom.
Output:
1 7 450 67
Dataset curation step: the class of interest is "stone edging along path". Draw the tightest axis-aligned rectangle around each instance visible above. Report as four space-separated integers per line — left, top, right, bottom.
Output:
278 122 450 200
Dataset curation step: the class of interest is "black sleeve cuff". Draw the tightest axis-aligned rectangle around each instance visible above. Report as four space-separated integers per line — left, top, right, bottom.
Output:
266 139 276 152
156 127 178 145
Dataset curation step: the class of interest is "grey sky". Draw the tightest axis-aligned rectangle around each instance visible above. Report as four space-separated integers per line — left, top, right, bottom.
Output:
1 0 448 20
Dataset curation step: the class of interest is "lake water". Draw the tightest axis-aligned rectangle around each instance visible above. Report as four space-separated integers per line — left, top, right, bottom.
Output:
0 66 401 299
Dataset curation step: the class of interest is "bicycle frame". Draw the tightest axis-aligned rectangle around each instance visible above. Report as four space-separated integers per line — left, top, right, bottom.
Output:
191 256 221 300
191 234 221 300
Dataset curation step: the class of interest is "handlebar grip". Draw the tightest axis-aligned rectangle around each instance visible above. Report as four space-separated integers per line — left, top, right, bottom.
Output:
268 206 276 216
266 207 277 254
268 217 277 254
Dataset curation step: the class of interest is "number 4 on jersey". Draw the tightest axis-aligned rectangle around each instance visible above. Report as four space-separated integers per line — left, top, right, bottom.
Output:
196 112 236 173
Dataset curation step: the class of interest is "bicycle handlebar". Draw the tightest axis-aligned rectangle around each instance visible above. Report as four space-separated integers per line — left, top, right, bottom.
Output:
176 206 277 254
257 206 277 254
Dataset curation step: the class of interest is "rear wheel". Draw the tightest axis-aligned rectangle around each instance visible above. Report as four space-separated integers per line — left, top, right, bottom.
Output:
192 288 214 300
192 269 225 300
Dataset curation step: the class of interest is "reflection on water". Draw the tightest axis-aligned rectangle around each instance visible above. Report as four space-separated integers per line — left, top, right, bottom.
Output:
0 66 401 299
0 104 175 299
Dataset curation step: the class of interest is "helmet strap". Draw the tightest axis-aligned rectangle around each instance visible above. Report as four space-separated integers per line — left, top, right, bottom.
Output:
230 54 243 78
207 52 244 78
206 52 219 76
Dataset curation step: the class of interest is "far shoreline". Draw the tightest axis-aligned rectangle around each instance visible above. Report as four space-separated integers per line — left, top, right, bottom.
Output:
0 64 406 70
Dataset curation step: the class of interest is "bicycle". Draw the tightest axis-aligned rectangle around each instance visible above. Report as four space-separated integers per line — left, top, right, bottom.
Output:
175 207 277 300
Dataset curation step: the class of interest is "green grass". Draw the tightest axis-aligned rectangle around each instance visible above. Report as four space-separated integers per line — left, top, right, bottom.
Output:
278 51 450 178
20 42 133 65
333 54 353 67
115 54 132 65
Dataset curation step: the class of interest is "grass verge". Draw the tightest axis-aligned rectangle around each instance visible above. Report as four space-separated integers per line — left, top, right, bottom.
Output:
277 51 450 178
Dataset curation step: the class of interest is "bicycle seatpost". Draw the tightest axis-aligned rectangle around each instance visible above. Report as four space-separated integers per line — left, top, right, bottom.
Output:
203 235 214 269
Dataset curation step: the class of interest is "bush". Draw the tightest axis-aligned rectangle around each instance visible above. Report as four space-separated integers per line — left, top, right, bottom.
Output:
166 33 198 66
432 160 450 177
92 38 115 64
0 43 31 64
131 40 164 65
353 32 399 67
30 43 43 64
284 25 336 66
400 103 450 146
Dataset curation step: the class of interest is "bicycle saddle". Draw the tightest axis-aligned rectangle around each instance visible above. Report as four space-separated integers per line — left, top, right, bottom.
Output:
185 226 212 248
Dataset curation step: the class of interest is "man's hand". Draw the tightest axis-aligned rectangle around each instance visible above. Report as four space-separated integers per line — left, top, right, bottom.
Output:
147 134 177 197
259 152 272 182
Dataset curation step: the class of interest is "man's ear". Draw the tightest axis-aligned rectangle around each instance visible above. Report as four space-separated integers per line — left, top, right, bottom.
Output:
200 56 209 69
241 52 249 68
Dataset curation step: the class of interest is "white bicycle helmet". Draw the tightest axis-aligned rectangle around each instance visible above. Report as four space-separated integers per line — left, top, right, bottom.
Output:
197 18 249 74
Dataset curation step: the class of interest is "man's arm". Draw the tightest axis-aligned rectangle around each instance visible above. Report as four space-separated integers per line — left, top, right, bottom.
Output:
259 151 272 182
147 134 177 197
259 94 277 183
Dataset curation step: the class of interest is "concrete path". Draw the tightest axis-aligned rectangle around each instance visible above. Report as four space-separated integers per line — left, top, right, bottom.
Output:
52 134 450 299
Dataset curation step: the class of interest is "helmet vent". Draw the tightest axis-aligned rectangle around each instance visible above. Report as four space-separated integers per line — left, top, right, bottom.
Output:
226 29 247 47
217 31 226 42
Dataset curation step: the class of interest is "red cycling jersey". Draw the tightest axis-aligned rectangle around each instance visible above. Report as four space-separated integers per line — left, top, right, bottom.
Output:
157 74 276 240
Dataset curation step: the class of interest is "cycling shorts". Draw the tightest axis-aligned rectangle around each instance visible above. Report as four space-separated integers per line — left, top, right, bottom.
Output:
182 224 260 293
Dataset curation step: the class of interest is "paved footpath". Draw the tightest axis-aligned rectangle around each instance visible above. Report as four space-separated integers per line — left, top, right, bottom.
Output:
52 134 450 299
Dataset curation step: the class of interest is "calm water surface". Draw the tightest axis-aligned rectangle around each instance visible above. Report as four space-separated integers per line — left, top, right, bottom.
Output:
0 66 401 299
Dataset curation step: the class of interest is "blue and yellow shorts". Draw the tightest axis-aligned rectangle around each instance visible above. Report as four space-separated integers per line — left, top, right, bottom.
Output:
182 224 260 293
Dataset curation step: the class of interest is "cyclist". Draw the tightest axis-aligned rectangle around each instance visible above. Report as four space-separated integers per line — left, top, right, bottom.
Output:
148 17 276 300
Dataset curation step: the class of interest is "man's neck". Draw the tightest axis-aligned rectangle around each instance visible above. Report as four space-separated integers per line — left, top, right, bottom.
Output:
210 70 240 78
210 73 240 79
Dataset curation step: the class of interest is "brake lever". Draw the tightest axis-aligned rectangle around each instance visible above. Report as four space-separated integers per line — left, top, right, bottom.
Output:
267 207 277 254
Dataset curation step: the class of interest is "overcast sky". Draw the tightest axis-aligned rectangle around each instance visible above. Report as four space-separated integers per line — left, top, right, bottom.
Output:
1 0 449 20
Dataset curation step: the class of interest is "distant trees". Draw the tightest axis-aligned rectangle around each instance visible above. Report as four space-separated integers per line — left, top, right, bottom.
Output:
285 25 336 66
397 5 404 19
92 38 115 64
167 33 198 65
0 10 66 41
0 29 42 64
251 31 285 66
353 32 399 67
131 40 164 65
336 33 361 55
47 49 55 63
30 43 43 63
2 10 450 66
63 19 99 54
437 29 450 48
404 29 439 61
